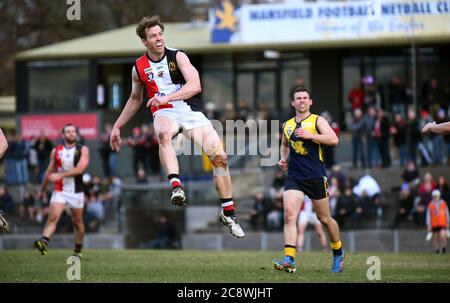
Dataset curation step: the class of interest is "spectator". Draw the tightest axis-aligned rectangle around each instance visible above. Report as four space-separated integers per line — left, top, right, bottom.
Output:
33 130 53 182
35 190 50 224
143 123 160 177
204 102 221 121
0 185 15 215
391 183 415 229
431 109 446 164
418 110 433 166
84 192 105 233
414 172 437 227
353 190 374 229
329 164 347 193
348 82 364 110
390 113 407 166
148 214 176 249
127 127 147 177
353 173 381 198
236 99 250 122
99 123 117 178
321 111 340 169
267 192 283 231
406 109 421 164
421 77 445 115
334 186 356 229
349 108 366 168
437 175 450 204
426 189 449 254
401 160 420 190
374 109 391 168
136 168 148 184
365 106 381 168
19 189 36 223
388 76 407 117
250 191 271 231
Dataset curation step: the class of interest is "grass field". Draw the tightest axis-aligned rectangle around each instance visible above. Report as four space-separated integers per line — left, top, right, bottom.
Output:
0 250 449 283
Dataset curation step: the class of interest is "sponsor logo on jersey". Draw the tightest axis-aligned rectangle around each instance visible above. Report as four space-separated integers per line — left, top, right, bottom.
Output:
147 72 154 81
169 61 177 72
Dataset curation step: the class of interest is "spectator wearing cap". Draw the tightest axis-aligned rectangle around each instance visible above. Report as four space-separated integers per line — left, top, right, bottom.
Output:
426 189 449 254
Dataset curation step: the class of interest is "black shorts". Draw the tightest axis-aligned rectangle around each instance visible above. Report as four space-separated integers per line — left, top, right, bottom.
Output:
284 176 329 200
432 227 446 233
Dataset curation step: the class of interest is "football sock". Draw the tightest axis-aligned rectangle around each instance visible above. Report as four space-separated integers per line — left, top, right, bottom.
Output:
168 174 181 189
330 240 343 256
221 198 235 216
74 243 83 254
284 245 296 261
41 236 50 245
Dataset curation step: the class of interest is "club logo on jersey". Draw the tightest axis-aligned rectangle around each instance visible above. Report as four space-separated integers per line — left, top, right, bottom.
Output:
144 67 153 82
290 140 308 156
286 127 294 137
169 61 177 72
146 72 154 81
158 70 164 77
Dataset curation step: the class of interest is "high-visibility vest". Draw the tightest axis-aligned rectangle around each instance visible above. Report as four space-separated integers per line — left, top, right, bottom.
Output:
428 200 448 228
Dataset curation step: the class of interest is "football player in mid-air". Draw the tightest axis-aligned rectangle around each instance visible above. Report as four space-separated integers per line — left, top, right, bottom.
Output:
109 16 244 238
0 128 11 232
34 124 90 258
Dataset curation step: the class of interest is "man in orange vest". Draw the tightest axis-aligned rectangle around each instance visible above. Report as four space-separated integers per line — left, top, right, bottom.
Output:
426 189 449 254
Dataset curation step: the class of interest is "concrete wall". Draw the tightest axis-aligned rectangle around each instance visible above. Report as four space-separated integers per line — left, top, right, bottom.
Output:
0 230 439 252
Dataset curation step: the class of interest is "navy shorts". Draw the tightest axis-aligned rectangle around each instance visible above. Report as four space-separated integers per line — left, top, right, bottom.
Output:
284 176 329 200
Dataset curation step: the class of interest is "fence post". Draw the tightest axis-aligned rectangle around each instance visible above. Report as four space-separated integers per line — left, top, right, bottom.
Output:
261 232 267 251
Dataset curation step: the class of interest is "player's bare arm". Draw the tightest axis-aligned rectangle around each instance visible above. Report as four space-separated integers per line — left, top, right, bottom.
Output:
295 116 339 146
147 51 201 107
278 123 289 171
49 146 90 182
422 121 450 135
110 66 144 151
38 148 56 198
0 128 8 159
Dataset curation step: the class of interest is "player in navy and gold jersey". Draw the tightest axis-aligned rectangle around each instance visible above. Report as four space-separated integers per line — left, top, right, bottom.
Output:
272 87 345 273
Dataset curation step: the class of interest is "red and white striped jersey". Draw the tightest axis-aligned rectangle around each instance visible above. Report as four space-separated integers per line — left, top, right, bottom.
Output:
54 144 83 193
135 47 201 115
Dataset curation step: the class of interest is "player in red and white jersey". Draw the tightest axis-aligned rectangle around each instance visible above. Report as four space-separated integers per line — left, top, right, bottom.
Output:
34 124 90 257
297 195 327 252
109 15 244 238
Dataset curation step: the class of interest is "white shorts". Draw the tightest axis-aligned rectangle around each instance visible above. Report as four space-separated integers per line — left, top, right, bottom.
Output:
298 210 320 225
50 191 85 209
154 108 211 130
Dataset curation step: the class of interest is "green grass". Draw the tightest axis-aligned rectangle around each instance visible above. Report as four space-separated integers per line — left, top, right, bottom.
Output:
0 250 449 282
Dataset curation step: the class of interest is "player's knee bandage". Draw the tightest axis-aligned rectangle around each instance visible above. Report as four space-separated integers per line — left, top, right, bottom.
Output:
205 145 230 177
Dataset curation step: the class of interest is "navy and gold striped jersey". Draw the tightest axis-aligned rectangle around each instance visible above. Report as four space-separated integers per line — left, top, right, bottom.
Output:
283 114 327 180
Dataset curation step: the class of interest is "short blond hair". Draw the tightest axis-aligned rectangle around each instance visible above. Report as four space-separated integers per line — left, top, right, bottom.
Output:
136 15 165 39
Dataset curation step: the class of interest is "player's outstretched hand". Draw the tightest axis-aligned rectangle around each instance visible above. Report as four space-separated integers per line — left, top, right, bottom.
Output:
278 159 288 171
421 122 435 135
110 126 122 152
